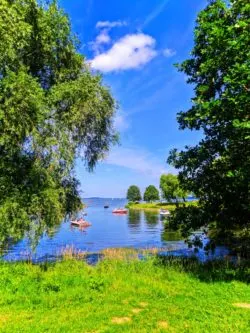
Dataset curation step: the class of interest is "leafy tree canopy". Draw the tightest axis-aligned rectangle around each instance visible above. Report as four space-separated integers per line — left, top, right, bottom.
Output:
160 174 188 204
127 186 142 202
168 0 250 254
0 0 117 247
143 185 160 202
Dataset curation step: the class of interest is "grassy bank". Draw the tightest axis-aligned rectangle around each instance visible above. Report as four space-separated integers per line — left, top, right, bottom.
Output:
0 250 249 333
126 201 197 212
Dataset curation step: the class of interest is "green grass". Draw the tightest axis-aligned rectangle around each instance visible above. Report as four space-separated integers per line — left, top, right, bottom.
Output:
126 201 197 211
0 252 249 333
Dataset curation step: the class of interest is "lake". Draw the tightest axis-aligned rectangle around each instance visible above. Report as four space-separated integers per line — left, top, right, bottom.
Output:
1 198 229 262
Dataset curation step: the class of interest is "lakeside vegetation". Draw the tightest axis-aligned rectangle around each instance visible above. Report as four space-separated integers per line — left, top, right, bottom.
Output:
126 174 193 212
126 201 197 212
0 252 249 333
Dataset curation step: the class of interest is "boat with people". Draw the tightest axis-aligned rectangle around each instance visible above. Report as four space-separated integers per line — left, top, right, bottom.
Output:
71 218 91 228
112 208 128 214
159 209 171 217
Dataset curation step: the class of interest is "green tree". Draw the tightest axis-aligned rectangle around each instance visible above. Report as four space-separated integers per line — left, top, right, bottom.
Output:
160 174 187 204
0 0 117 246
168 0 250 254
127 186 142 202
143 185 160 202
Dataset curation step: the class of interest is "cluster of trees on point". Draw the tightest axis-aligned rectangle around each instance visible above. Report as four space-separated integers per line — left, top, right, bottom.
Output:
160 174 188 204
127 185 159 203
127 174 187 203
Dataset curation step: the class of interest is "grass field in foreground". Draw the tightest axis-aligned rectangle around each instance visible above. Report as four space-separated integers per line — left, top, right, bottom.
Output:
0 251 249 333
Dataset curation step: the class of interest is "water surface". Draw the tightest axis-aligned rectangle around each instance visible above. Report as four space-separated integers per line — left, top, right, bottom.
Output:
1 198 229 262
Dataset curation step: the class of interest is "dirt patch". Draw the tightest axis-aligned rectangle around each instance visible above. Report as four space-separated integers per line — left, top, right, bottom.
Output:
131 308 142 314
111 317 131 324
122 299 129 304
233 303 250 309
0 314 9 325
158 321 169 329
139 302 148 308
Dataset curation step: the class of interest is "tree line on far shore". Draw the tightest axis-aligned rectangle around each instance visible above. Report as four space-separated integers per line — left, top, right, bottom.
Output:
127 174 189 204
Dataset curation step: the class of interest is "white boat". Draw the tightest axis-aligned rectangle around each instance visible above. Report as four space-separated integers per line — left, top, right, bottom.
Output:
159 209 170 216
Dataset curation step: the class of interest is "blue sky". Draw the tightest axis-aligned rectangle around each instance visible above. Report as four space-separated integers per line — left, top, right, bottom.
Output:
59 0 207 198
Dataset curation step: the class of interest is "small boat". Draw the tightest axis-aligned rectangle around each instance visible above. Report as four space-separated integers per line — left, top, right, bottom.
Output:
104 204 109 209
112 208 127 214
159 209 171 217
71 218 91 228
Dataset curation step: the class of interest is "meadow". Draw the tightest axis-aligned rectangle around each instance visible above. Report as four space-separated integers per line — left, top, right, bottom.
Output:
0 249 249 333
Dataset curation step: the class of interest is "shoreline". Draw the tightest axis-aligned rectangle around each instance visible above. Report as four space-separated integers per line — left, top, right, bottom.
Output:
1 243 233 265
126 201 197 211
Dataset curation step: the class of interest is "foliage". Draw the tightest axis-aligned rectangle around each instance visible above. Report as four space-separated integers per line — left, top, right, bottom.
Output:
0 0 117 246
127 185 142 202
168 0 250 249
208 226 250 259
143 185 160 202
160 174 188 204
0 257 249 332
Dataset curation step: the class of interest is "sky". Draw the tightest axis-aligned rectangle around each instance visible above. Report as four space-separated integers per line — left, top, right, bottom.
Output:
59 0 207 198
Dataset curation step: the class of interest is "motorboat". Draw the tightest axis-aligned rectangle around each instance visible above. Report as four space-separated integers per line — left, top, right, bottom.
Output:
104 204 109 208
159 209 171 217
71 218 91 227
112 208 128 214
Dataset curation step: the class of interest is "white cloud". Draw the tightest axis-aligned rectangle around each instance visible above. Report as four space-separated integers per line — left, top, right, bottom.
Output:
163 48 176 57
96 20 127 29
103 147 170 179
96 30 111 44
90 20 127 55
90 33 157 72
89 29 111 54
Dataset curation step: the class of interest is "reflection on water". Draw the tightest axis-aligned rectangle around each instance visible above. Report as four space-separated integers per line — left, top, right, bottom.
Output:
0 198 230 262
144 211 159 226
162 230 183 242
127 210 142 232
0 215 64 256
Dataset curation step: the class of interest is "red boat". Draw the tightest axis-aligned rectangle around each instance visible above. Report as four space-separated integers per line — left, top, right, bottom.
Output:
112 208 128 214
